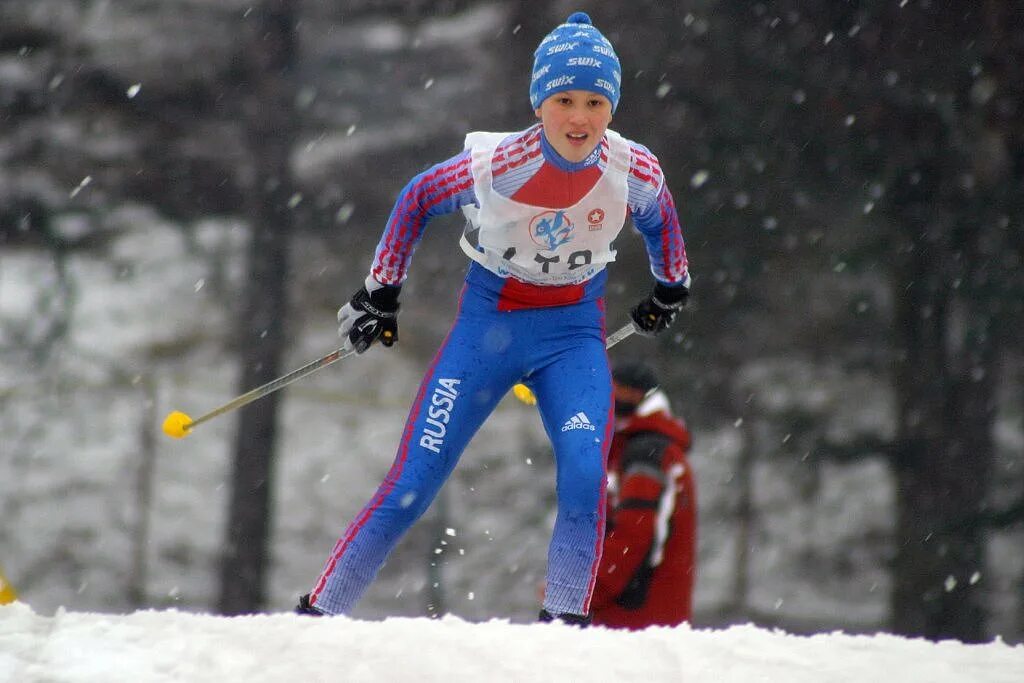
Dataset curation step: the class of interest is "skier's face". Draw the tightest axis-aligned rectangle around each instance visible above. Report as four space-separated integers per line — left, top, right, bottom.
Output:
535 90 613 163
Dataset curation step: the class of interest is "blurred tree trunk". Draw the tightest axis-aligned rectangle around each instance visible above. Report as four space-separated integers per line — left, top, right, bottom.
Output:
128 375 158 607
885 0 1024 640
888 167 992 642
728 417 758 617
219 0 300 615
888 146 999 644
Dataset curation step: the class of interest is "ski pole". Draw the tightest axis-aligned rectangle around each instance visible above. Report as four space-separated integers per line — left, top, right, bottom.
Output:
162 345 359 439
604 321 637 349
511 321 637 406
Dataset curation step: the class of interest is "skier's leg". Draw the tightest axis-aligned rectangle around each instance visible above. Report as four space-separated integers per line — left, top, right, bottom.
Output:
531 310 613 618
309 288 519 615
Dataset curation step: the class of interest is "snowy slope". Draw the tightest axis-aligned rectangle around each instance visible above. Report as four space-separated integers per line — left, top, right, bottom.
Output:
1 602 1022 683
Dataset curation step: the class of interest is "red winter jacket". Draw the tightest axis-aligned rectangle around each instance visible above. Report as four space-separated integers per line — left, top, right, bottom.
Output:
590 409 696 630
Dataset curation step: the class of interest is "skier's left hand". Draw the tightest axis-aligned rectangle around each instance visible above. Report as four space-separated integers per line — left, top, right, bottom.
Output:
337 283 401 353
630 281 688 336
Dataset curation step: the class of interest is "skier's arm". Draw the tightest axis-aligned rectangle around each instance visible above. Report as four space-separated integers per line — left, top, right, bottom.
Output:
368 150 477 288
339 150 476 352
627 145 691 290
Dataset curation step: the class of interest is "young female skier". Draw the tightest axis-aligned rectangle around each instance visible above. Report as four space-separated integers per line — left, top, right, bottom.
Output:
299 11 691 624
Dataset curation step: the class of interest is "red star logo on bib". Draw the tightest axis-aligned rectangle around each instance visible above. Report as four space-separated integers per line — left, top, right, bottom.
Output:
587 208 605 230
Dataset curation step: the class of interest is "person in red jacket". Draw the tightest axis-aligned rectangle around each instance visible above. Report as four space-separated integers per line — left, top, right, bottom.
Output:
590 361 697 630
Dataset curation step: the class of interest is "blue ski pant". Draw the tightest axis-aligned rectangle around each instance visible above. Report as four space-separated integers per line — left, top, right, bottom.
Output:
310 280 613 617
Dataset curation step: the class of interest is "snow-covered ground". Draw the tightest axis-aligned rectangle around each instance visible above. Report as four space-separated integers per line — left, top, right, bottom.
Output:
1 601 1022 683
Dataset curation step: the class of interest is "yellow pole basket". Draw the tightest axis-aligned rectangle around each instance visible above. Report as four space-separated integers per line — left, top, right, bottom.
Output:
0 566 17 605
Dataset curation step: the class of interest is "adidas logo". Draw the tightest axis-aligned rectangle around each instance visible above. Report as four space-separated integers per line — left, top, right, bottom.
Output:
561 412 596 432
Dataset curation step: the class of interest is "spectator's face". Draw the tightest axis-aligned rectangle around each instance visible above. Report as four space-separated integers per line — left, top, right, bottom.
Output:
613 381 646 418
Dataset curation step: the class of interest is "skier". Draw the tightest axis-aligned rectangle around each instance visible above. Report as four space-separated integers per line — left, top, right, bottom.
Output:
590 361 697 629
299 11 691 625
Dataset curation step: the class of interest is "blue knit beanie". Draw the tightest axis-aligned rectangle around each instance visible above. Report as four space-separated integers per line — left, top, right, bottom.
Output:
530 12 622 113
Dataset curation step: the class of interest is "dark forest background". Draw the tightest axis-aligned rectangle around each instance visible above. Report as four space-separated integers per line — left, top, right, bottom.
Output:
1 0 1022 644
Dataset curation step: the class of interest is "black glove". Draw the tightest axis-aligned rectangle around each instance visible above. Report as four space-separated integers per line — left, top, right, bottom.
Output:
337 284 401 353
630 281 688 336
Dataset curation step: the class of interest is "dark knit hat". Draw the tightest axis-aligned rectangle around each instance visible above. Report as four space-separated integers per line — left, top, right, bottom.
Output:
612 360 660 394
612 360 659 418
529 12 622 112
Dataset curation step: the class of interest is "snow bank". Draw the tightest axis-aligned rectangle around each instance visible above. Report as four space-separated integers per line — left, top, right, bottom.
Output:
1 602 1022 683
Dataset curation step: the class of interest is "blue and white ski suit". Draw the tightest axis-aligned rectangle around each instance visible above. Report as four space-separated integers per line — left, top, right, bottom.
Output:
310 124 690 617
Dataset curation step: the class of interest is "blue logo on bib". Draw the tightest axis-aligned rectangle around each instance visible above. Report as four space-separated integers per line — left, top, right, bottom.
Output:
530 210 575 251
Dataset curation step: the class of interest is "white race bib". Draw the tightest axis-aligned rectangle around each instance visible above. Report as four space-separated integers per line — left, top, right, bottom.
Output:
460 129 630 286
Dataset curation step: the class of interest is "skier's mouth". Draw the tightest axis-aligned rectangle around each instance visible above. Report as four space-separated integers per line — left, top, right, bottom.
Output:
567 132 588 145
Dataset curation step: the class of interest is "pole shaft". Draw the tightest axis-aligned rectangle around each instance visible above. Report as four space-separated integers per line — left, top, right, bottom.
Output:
187 347 356 429
605 322 636 349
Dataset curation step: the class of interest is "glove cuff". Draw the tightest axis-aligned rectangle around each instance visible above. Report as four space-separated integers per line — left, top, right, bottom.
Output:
367 283 401 310
362 276 401 309
353 284 401 318
652 281 689 309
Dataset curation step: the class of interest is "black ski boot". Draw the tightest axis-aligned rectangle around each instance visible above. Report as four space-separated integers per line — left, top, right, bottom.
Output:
295 594 325 616
538 608 591 627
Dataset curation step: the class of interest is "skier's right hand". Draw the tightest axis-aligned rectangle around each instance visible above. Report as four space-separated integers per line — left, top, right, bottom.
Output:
337 283 401 354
